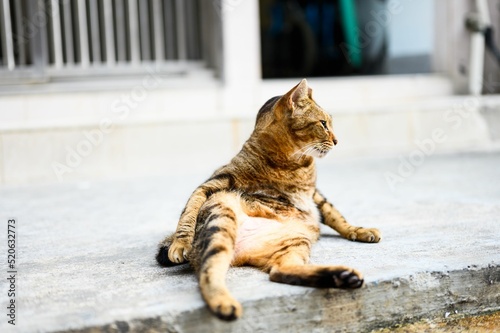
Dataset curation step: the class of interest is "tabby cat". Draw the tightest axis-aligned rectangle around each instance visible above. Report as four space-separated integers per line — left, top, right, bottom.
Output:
156 79 381 321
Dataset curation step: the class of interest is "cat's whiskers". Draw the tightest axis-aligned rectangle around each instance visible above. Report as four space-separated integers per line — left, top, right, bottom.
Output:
292 142 323 160
317 142 333 157
292 143 317 160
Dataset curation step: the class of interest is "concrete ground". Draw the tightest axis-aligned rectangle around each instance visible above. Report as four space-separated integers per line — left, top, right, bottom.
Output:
374 311 500 332
0 150 499 332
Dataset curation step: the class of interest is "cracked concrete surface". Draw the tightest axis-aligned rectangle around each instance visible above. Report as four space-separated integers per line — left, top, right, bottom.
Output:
0 151 499 332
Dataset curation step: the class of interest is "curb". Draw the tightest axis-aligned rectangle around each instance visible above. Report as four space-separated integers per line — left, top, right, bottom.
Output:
59 264 499 333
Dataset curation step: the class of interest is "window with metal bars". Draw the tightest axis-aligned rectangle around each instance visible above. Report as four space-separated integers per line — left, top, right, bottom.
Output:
0 0 221 83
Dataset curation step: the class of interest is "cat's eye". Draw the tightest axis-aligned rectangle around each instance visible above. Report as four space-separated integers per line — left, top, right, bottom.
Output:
320 120 328 130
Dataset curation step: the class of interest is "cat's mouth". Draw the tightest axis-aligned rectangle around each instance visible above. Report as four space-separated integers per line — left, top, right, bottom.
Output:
311 142 333 158
293 142 334 159
314 148 330 158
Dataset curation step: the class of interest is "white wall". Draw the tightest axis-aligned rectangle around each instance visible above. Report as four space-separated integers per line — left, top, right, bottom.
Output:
388 0 435 57
2 0 496 186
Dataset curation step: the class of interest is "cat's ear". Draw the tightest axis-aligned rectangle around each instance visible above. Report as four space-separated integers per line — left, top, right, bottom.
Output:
286 79 310 110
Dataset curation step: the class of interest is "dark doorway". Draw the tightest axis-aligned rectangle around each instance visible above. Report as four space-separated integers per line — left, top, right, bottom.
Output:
259 0 389 78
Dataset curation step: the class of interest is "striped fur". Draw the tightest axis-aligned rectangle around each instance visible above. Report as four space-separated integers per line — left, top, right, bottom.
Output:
156 79 381 320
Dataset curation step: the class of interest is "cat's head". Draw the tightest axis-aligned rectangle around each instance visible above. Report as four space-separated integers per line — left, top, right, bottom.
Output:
256 79 337 159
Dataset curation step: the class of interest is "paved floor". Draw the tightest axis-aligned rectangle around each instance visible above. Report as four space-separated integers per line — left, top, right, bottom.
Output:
0 151 499 332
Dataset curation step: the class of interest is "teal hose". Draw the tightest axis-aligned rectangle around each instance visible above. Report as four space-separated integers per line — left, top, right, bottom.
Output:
339 0 362 68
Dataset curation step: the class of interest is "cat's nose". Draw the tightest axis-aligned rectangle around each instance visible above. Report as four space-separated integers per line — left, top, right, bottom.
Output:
330 132 337 145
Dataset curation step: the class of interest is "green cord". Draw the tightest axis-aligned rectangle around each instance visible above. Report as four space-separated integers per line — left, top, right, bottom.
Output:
339 0 362 68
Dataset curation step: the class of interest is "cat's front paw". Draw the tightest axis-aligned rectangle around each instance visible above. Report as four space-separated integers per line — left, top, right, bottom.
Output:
168 238 192 264
207 295 242 321
348 227 381 243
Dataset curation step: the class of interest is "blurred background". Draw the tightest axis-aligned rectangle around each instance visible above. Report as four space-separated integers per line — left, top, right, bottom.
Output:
0 0 499 185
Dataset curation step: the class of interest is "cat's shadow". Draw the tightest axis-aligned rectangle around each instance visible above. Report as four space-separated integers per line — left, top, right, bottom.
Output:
319 233 344 240
159 263 194 276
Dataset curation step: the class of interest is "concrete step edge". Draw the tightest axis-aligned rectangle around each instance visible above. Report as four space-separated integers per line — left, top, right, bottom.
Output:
57 264 499 333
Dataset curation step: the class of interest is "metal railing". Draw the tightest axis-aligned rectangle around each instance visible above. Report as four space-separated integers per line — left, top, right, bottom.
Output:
0 0 221 84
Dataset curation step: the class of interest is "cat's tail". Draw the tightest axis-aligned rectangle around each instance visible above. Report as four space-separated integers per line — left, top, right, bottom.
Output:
156 234 185 267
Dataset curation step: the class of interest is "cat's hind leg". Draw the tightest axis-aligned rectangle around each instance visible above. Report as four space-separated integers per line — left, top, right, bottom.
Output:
190 191 243 321
156 233 183 267
167 175 235 265
268 241 364 289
